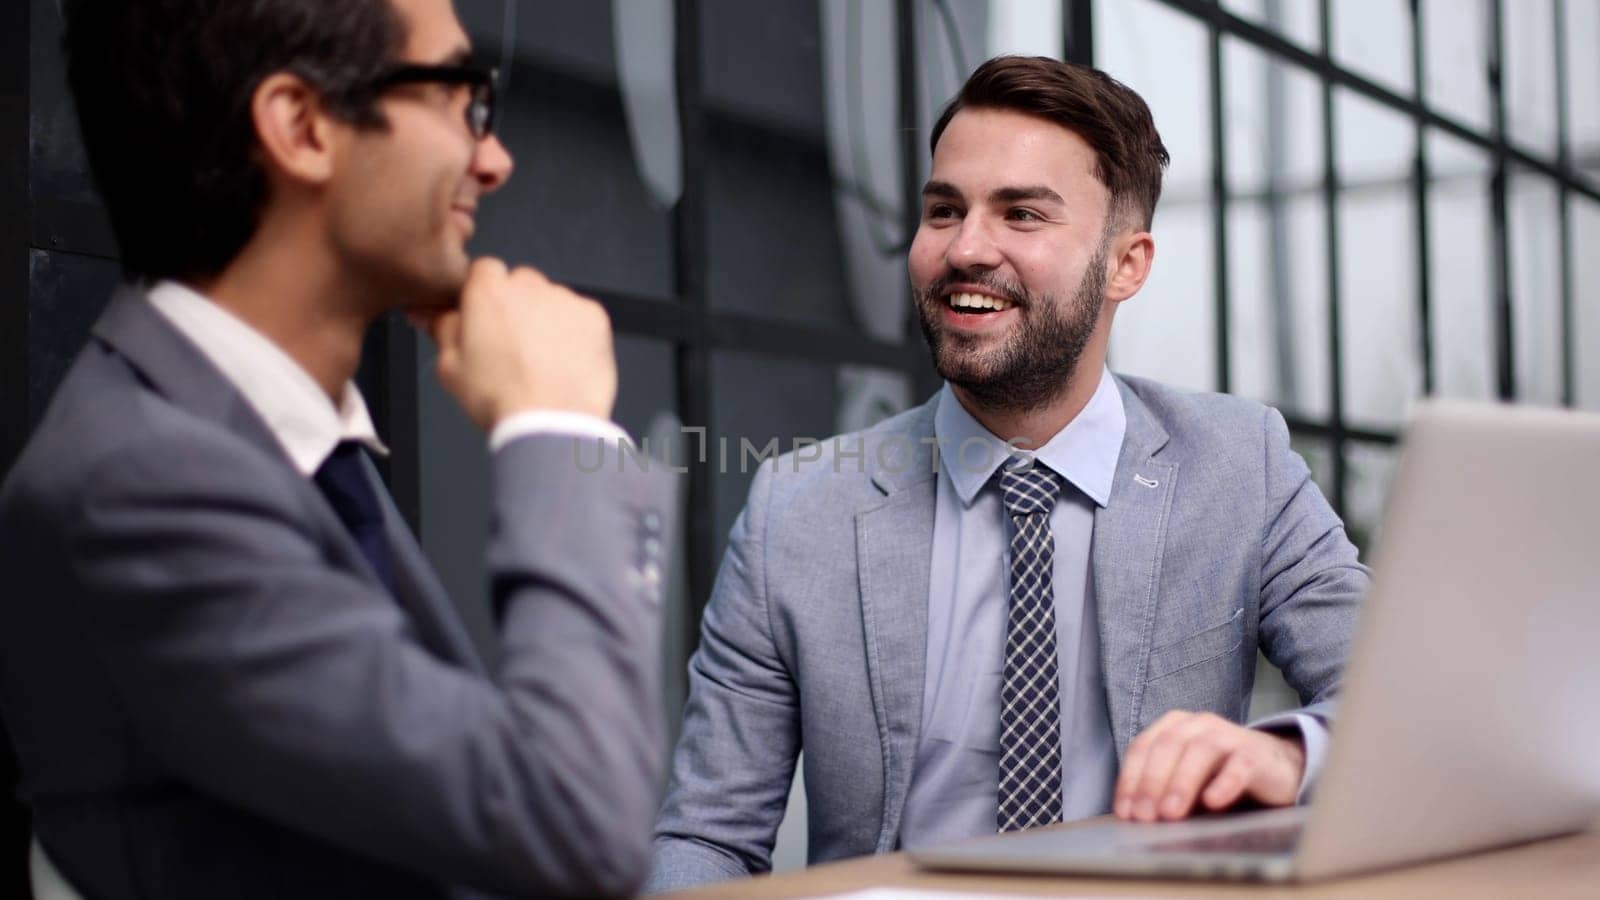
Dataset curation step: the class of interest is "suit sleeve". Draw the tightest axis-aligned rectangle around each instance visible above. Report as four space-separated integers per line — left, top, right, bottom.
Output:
646 464 801 893
65 429 675 899
1256 405 1370 724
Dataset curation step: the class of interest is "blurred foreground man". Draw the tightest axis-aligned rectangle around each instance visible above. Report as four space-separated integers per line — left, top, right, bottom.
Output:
649 56 1367 891
0 1 674 897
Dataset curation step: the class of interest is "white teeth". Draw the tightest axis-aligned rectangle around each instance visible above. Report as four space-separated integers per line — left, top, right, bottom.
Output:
948 292 1013 311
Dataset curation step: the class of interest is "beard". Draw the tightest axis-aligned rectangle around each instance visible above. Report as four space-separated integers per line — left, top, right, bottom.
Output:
916 243 1108 414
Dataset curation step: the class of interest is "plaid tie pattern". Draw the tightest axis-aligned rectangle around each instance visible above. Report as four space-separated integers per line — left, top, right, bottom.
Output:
996 462 1065 832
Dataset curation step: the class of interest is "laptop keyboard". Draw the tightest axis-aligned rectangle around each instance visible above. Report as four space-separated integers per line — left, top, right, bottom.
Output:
1146 822 1303 855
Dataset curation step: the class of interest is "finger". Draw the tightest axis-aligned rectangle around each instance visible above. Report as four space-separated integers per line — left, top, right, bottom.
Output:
460 258 508 312
1115 712 1186 818
468 256 508 282
1114 727 1160 818
1201 751 1259 812
1156 737 1230 821
1131 723 1201 822
509 264 550 287
432 310 463 350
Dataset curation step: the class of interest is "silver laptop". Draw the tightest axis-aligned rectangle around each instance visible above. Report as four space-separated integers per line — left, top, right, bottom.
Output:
912 401 1600 882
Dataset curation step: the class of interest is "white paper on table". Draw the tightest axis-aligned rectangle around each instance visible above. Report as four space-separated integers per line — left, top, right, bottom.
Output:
796 883 1145 890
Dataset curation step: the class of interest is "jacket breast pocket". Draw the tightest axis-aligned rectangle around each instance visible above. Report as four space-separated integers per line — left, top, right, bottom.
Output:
1145 608 1244 682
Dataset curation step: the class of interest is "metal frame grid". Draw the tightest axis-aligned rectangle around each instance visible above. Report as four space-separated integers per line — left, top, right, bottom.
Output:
1127 0 1598 518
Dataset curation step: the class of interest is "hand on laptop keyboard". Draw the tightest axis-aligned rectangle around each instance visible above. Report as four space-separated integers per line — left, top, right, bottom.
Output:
1114 711 1307 822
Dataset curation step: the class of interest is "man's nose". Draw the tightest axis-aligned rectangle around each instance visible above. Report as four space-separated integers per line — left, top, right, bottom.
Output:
472 134 515 194
946 216 1002 270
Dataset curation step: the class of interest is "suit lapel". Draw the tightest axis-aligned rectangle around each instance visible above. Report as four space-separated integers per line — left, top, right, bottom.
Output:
1093 378 1177 755
856 401 938 851
94 289 483 670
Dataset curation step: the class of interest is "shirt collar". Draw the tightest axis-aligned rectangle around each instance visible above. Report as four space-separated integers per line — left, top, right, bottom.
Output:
933 367 1126 509
146 280 388 477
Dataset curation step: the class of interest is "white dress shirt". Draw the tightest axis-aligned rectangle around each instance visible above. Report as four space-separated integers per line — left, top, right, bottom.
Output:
146 280 626 474
900 370 1327 848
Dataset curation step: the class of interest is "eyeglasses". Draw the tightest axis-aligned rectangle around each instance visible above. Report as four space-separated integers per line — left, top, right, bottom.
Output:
370 64 499 140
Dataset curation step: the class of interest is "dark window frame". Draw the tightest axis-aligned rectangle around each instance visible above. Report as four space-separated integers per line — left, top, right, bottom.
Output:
1114 0 1594 529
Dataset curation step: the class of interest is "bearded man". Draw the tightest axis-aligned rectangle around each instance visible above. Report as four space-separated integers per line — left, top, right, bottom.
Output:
645 55 1368 892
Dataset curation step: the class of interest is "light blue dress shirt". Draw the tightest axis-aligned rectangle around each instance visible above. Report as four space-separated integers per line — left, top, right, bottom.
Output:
901 371 1126 847
900 371 1327 848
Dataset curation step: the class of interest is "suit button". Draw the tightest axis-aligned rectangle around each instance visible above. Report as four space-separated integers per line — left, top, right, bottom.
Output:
643 511 662 533
641 562 662 585
644 536 663 559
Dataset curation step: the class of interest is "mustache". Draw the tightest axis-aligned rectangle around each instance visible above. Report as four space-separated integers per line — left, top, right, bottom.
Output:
924 270 1029 308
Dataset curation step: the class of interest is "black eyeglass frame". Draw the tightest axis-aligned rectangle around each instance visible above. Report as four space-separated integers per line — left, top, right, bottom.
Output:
369 64 499 139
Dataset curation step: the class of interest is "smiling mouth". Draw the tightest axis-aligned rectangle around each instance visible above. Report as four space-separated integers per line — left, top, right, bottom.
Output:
944 291 1016 314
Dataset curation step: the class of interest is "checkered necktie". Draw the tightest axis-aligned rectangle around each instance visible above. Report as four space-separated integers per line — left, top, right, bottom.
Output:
997 462 1065 832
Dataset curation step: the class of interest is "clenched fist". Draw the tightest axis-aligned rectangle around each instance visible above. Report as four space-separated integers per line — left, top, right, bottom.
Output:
418 258 617 431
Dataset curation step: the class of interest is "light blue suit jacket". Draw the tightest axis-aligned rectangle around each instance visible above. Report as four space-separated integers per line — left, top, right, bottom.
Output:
649 375 1368 891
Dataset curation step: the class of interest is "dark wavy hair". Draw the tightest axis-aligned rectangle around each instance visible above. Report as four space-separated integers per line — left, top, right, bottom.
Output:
63 0 406 282
932 55 1171 231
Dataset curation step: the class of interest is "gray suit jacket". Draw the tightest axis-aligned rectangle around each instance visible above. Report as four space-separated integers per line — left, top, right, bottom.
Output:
0 289 676 899
649 377 1367 891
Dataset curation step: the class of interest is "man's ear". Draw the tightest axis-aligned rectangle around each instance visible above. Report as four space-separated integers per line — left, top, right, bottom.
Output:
1105 226 1156 304
250 72 340 186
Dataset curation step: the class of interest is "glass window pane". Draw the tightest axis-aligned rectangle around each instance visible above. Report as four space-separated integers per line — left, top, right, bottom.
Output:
1502 0 1560 160
909 0 1066 188
29 0 98 207
709 352 912 557
1224 38 1324 195
1425 131 1496 400
984 0 1064 58
1331 0 1414 97
1224 39 1329 419
457 0 678 299
1335 90 1421 430
1422 0 1491 131
1344 441 1399 559
1564 0 1600 185
1290 433 1337 502
1096 0 1216 392
1230 199 1331 418
1507 168 1564 405
701 0 907 340
1221 0 1322 51
1573 195 1600 412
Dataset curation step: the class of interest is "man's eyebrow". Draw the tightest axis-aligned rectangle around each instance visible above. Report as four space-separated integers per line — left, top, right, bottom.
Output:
922 180 963 200
990 185 1065 205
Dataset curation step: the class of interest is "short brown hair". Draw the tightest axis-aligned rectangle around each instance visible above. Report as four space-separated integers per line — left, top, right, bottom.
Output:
931 55 1170 231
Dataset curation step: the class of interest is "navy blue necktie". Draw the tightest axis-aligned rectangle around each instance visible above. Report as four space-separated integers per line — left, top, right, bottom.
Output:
996 461 1065 832
313 441 396 596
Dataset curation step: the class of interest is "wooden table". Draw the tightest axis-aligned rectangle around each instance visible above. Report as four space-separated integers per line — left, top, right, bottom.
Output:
660 829 1600 898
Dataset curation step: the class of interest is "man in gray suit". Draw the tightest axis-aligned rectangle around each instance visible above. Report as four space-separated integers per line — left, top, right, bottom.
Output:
649 56 1367 891
0 0 673 897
